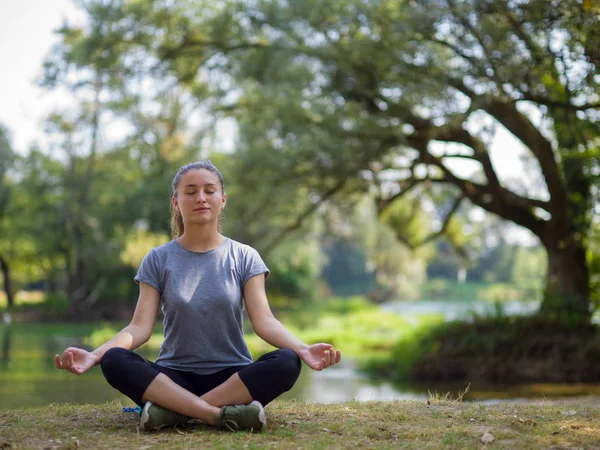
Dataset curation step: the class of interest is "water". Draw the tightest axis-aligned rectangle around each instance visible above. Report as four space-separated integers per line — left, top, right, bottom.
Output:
381 298 540 321
2 315 599 411
0 323 416 410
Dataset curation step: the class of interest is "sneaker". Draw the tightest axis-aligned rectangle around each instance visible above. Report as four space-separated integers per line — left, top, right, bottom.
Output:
140 402 190 431
214 400 266 432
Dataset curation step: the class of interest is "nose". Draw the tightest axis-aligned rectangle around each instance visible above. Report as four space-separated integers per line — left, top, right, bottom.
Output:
196 192 207 203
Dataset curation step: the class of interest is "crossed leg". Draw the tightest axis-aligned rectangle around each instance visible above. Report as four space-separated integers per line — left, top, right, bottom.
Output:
141 372 252 424
101 348 301 425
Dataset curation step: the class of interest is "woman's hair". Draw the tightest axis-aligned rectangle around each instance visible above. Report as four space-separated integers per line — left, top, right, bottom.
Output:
170 161 225 239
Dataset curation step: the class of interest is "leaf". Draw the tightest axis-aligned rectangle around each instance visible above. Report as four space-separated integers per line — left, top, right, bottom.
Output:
514 415 537 426
481 431 495 444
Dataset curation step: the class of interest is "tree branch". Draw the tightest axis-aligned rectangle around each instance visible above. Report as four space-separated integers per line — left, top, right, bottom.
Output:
519 94 600 111
260 177 348 257
393 195 465 250
483 98 566 214
420 195 465 246
376 178 421 215
447 0 504 90
432 124 501 189
409 133 547 235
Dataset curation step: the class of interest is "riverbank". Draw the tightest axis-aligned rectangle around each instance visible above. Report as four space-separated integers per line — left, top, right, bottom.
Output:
2 399 600 449
369 315 600 385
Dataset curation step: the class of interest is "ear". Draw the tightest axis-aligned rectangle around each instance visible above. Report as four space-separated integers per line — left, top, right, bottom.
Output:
171 196 179 211
221 193 227 210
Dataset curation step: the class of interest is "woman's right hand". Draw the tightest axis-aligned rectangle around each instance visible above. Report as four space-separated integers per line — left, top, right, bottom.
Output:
54 347 99 375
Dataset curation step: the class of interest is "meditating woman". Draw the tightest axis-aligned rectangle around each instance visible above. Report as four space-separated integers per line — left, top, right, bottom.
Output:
54 161 341 432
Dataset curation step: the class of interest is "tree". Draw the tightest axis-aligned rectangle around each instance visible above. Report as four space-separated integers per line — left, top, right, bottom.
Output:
40 1 199 312
43 0 599 320
116 0 598 321
0 125 16 306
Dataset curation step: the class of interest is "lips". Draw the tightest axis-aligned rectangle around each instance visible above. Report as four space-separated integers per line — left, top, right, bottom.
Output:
193 207 210 212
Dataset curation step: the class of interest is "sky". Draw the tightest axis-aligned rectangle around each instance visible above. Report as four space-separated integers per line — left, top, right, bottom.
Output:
0 0 85 154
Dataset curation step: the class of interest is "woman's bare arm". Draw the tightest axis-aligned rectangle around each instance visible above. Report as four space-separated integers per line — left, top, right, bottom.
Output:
55 282 160 374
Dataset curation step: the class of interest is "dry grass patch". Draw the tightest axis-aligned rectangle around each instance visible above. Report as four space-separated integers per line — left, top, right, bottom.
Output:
1 399 600 449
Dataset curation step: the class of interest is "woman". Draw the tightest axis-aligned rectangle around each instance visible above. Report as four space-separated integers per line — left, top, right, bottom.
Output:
54 161 341 432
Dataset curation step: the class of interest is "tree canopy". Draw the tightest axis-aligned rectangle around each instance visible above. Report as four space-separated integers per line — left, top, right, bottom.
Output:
2 0 598 320
85 0 598 319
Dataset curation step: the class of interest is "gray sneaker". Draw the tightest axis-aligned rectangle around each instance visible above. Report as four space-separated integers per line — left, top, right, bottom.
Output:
214 401 266 432
140 402 190 431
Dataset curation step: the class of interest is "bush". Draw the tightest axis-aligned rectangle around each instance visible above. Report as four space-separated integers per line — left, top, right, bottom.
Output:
370 314 600 384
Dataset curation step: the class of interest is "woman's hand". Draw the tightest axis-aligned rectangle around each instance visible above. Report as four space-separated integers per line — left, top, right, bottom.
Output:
54 347 99 375
298 343 341 371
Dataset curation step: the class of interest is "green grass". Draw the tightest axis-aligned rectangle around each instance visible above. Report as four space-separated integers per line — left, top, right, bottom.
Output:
0 291 70 315
419 279 540 303
2 399 600 449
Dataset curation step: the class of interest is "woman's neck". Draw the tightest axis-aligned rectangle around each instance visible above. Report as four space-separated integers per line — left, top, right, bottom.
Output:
177 226 225 252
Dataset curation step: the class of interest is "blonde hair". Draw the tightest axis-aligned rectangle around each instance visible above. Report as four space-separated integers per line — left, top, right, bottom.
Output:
170 161 225 239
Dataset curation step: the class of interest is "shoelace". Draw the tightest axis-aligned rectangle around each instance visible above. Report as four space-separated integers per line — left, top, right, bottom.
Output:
165 411 189 426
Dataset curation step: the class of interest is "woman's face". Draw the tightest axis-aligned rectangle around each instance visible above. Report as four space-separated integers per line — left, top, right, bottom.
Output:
172 169 226 228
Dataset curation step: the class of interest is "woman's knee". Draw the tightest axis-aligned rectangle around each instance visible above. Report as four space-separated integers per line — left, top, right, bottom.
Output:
100 347 134 381
276 348 302 387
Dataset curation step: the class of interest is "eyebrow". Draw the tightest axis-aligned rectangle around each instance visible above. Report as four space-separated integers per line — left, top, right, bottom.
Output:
183 183 217 188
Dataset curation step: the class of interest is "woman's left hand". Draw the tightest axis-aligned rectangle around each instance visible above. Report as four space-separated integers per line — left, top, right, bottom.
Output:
299 343 341 371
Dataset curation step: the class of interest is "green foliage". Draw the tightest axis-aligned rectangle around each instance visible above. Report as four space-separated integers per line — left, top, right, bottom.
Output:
589 227 600 311
5 0 597 320
512 246 548 300
372 314 600 383
263 234 324 304
120 230 170 268
0 123 15 214
113 0 596 317
83 325 120 348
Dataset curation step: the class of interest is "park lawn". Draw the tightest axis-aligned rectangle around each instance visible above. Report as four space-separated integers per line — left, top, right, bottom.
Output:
1 400 600 449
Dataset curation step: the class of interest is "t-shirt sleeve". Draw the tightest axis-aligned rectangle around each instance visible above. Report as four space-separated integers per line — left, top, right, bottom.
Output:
134 249 162 294
242 246 270 286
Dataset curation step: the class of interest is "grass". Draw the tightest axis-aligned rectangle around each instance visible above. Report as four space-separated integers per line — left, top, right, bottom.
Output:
2 399 600 449
0 291 47 309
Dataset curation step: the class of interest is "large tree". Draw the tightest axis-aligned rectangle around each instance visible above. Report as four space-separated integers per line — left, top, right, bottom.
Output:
144 0 599 320
52 0 599 320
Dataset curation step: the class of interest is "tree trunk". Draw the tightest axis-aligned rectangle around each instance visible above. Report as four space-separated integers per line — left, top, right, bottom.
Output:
540 242 591 323
0 254 14 307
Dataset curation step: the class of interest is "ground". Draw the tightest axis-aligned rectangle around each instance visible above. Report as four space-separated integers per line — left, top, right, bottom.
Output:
1 399 600 449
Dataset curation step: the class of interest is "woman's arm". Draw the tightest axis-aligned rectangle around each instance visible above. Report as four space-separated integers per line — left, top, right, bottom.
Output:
244 274 341 371
54 282 160 374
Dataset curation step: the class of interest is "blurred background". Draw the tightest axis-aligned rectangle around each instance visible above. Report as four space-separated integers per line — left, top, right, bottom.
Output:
0 0 599 410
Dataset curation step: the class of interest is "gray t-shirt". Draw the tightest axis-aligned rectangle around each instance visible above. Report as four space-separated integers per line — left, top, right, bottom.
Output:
134 238 269 374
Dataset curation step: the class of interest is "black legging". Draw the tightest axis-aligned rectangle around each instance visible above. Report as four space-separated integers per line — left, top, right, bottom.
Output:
100 347 302 407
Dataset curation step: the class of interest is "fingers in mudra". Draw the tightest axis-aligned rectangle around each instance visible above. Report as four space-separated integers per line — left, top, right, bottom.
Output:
326 349 341 368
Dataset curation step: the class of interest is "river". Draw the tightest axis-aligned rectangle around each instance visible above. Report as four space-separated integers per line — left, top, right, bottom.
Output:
2 301 600 411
